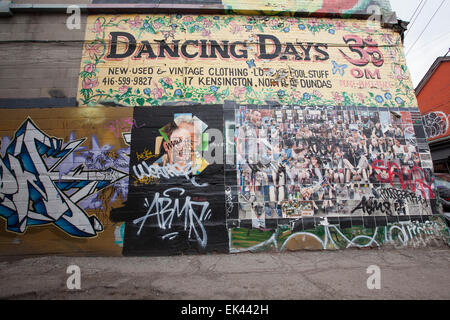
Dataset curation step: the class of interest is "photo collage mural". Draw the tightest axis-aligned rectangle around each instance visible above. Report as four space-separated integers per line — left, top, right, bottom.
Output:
227 103 435 225
0 12 448 256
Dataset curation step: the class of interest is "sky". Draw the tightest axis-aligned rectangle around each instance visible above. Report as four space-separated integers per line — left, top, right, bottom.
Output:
389 0 450 88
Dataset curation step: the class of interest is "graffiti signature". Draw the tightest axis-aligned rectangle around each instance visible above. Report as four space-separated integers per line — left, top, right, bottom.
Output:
133 187 212 248
132 161 208 187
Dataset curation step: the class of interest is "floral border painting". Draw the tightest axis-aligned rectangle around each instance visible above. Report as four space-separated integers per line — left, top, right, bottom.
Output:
78 14 417 108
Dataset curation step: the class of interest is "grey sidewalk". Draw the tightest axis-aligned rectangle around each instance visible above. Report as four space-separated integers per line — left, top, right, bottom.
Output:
1 247 449 300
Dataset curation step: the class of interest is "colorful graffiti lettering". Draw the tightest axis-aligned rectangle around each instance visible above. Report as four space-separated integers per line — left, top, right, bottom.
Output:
371 160 434 199
105 117 145 138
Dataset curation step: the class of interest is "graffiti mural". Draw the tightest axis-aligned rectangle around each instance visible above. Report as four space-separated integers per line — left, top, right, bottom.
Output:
0 105 447 256
110 105 229 255
230 216 449 252
0 108 132 255
78 14 415 108
422 111 449 140
0 118 127 237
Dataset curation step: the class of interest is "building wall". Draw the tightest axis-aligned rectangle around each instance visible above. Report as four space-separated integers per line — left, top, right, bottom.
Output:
417 61 450 141
0 13 87 103
0 9 448 256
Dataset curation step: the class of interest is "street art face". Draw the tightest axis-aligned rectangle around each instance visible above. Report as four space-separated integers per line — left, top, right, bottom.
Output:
110 105 228 256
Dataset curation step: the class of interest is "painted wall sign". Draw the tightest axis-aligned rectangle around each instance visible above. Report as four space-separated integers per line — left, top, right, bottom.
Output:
78 14 415 108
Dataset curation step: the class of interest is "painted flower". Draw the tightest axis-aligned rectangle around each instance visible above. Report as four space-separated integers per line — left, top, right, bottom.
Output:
118 86 129 94
334 21 346 30
385 92 392 100
298 24 306 30
291 91 302 100
194 25 200 31
162 77 173 86
394 65 409 80
309 19 319 28
303 93 311 100
213 16 219 20
230 21 242 34
85 42 102 59
128 16 143 28
202 29 211 37
357 92 365 103
283 27 290 33
333 92 344 104
174 89 183 96
82 78 98 90
84 63 96 73
313 90 322 98
277 90 285 98
176 14 182 19
286 18 297 25
395 97 405 105
152 87 164 99
203 19 212 28
92 20 103 35
183 16 194 23
268 19 279 28
328 29 335 34
210 86 218 92
153 21 162 30
375 95 384 103
234 86 246 98
245 25 253 31
143 88 151 95
203 94 216 103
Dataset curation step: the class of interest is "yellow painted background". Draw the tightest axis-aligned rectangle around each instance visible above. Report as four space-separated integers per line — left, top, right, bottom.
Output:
78 14 416 108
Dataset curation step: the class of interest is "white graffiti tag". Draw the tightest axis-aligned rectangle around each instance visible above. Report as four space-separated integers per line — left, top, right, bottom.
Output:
133 187 212 248
132 161 207 187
